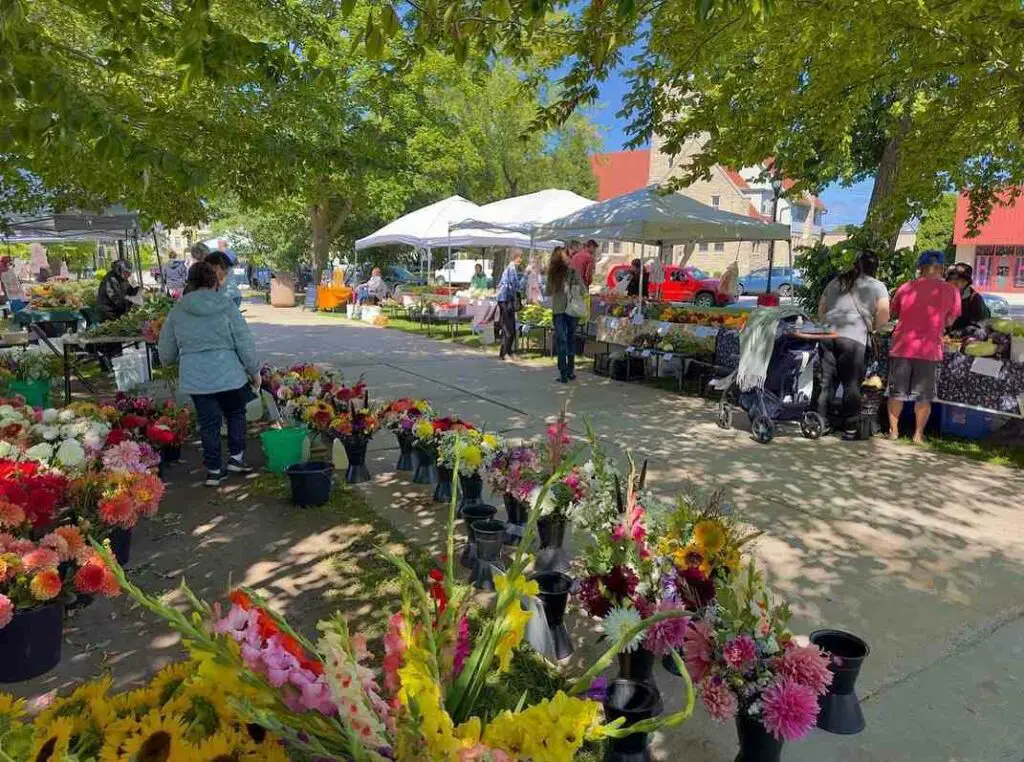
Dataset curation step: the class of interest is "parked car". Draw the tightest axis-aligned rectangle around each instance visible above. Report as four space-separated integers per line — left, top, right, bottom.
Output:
434 258 492 285
605 264 735 307
737 266 803 297
981 292 1010 317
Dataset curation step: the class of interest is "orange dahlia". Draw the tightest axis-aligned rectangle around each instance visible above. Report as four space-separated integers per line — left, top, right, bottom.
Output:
52 526 88 563
30 568 62 601
0 499 25 530
99 569 121 597
98 493 136 528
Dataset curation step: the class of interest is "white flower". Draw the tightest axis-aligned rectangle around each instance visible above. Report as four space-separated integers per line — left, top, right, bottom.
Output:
57 409 75 423
55 439 86 468
82 432 104 452
603 607 645 653
528 486 557 517
24 442 54 463
41 408 59 424
0 441 15 458
581 460 595 477
38 425 59 441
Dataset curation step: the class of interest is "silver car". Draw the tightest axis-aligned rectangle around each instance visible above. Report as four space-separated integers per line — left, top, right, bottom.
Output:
982 293 1010 317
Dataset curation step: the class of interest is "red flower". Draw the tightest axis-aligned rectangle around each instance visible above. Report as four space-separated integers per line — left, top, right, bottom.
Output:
106 429 129 446
279 633 304 659
428 568 444 582
121 414 149 430
229 590 253 609
145 424 176 447
256 610 279 640
74 562 106 594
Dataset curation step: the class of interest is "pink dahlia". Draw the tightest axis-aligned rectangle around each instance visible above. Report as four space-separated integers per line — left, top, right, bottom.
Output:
700 676 738 722
645 602 690 656
723 634 759 672
22 546 60 572
776 644 834 696
761 678 820 741
0 593 12 628
682 618 715 682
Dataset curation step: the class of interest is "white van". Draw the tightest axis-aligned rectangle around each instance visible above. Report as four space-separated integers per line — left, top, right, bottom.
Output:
434 258 493 285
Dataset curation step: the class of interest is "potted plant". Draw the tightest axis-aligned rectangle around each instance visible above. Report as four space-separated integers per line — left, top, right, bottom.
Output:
436 427 503 512
378 397 432 471
683 562 834 761
0 533 120 682
0 350 60 408
327 404 379 484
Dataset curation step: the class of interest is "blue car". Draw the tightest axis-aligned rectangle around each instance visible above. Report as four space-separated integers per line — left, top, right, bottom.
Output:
737 267 804 297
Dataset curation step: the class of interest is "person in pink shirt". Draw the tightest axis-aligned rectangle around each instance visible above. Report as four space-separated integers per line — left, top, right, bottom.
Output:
570 239 597 288
886 250 961 443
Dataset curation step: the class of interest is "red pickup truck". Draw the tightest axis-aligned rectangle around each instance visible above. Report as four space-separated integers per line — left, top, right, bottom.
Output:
605 264 735 307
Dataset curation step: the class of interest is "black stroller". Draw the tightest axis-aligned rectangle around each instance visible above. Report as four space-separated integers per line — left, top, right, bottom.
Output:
716 317 829 444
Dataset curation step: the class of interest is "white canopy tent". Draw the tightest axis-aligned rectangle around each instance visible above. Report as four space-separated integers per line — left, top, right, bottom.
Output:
354 195 480 251
533 186 791 304
451 188 595 235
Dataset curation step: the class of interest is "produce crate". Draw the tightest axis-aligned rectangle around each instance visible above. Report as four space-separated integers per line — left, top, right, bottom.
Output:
939 405 1008 441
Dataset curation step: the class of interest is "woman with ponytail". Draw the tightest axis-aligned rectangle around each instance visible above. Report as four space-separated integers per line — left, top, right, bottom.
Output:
815 251 890 439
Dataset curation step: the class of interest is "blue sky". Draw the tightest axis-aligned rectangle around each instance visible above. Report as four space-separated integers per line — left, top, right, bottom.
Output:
582 70 873 227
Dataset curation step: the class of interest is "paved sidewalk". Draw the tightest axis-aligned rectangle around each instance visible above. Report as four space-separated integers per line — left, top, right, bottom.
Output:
247 303 1024 761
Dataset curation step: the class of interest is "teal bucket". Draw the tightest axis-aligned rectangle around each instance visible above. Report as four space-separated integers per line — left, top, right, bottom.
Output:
7 379 51 408
260 426 308 474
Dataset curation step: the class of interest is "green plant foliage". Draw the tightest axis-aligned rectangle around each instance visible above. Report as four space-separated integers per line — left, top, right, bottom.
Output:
794 226 916 312
914 193 957 260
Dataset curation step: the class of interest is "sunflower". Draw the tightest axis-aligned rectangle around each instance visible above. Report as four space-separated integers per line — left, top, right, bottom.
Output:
109 685 162 717
149 662 193 706
0 693 27 721
692 519 727 555
119 711 191 762
28 716 74 762
190 731 243 761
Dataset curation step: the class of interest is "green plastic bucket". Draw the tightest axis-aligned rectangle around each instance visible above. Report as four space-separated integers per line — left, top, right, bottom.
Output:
260 426 308 474
7 379 51 408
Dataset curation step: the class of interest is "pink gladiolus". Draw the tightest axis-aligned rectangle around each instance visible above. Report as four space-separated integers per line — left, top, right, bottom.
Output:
454 615 471 676
683 618 715 682
761 678 820 741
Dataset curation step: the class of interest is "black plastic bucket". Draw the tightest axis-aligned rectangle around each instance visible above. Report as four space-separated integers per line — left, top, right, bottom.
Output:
286 461 334 507
0 603 63 682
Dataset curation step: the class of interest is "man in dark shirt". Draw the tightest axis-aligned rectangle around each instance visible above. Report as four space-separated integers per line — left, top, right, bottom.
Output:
945 263 989 334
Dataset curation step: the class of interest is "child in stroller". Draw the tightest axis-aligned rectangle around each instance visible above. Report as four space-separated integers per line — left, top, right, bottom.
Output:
717 316 831 443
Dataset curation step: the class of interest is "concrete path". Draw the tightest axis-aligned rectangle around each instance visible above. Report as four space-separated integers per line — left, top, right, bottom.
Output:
246 303 1024 761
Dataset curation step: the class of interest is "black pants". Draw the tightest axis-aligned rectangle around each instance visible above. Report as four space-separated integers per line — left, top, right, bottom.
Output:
498 300 516 358
816 338 867 431
191 385 248 471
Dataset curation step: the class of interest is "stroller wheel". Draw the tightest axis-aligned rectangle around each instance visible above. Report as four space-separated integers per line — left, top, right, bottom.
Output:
801 411 826 440
717 406 733 430
751 416 774 444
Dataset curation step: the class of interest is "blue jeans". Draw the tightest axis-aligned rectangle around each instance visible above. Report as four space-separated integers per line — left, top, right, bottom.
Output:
191 386 248 471
553 313 579 380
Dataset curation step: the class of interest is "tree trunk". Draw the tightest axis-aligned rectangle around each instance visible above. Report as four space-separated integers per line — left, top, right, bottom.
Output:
865 113 913 250
310 200 330 285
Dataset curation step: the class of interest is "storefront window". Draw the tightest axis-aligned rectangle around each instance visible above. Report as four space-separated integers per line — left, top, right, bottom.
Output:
975 251 991 287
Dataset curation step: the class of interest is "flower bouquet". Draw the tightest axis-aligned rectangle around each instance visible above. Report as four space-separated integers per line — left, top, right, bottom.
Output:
0 659 291 760
379 398 432 470
483 444 539 532
65 469 165 564
0 459 70 532
18 407 111 473
410 415 474 488
683 562 832 758
437 428 503 511
0 350 61 407
0 531 119 680
327 405 380 483
91 448 698 762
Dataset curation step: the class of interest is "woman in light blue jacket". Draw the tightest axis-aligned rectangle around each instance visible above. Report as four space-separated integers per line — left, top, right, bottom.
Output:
158 262 260 486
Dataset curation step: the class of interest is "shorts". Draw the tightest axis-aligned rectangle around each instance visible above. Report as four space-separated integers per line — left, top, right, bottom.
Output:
887 357 939 402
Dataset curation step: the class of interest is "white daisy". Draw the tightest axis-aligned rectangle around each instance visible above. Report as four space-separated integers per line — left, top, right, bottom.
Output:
602 606 645 653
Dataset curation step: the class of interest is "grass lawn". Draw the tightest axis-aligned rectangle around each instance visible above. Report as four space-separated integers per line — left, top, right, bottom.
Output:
915 433 1024 470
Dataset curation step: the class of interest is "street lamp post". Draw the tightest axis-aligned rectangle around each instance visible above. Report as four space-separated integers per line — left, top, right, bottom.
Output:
766 176 784 295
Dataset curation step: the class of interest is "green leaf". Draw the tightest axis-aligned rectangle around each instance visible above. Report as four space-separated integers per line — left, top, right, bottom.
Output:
616 0 635 19
340 0 357 17
381 4 400 37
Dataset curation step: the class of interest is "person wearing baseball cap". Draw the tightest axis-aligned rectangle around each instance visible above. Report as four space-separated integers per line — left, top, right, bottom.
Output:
945 262 990 334
886 250 961 443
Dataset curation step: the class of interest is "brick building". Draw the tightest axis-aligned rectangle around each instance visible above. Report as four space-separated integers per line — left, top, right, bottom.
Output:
589 140 825 278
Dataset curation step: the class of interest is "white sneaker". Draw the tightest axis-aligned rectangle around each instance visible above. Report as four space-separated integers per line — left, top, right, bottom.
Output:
205 470 226 487
226 457 253 475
